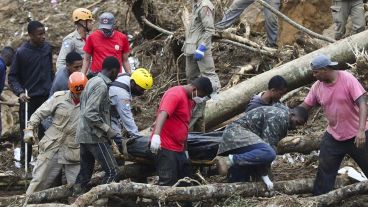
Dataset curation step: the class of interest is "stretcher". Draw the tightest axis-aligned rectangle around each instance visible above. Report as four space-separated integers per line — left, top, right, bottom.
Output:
117 131 224 166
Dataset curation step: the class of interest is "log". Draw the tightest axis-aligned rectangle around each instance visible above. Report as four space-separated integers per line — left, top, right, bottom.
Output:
306 180 368 206
204 30 368 130
224 64 255 89
214 31 276 53
277 133 322 154
71 177 350 206
0 164 155 206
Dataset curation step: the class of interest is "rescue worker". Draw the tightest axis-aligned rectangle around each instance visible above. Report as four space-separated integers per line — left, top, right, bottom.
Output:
56 8 93 71
150 77 213 187
109 68 153 148
215 106 308 190
9 20 54 166
330 0 365 40
246 75 288 112
81 12 131 77
216 0 288 48
24 72 88 194
299 55 368 195
183 0 221 132
74 56 121 193
50 51 83 95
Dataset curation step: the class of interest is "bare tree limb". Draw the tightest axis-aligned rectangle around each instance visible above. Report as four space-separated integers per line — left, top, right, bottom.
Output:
141 15 276 56
71 177 350 206
141 16 174 36
214 31 276 53
0 164 155 206
218 39 275 56
255 0 336 43
306 180 368 206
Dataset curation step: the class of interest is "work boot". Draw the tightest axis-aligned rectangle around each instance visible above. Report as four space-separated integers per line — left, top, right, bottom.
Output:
215 156 231 176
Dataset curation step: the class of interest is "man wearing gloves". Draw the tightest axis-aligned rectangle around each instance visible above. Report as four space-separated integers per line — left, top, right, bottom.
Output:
183 0 221 132
150 77 213 187
215 106 308 191
109 68 153 149
24 72 88 194
74 57 121 193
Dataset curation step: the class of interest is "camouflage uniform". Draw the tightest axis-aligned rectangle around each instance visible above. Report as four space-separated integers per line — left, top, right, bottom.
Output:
184 0 221 132
216 0 280 47
218 106 289 154
218 106 289 182
56 30 86 71
183 0 221 92
26 91 81 194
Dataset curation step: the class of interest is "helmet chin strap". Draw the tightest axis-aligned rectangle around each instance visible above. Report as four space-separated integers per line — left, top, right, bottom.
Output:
77 21 90 33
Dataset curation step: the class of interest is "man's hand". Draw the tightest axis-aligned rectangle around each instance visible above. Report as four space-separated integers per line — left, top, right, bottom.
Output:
261 175 274 192
194 43 207 61
19 92 30 103
107 128 118 139
185 151 189 159
355 130 366 149
23 128 35 144
150 134 161 154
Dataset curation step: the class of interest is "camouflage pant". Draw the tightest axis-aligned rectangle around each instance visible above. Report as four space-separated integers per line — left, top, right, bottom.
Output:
331 0 365 40
216 0 280 46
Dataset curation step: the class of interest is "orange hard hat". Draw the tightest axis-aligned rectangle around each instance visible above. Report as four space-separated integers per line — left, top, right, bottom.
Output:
68 72 88 94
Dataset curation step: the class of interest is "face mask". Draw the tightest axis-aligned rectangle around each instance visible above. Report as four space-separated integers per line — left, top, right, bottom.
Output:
131 86 144 97
192 90 206 104
101 28 113 37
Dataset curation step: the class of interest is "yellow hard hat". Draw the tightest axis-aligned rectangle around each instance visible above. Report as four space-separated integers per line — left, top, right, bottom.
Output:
131 68 153 90
72 8 93 22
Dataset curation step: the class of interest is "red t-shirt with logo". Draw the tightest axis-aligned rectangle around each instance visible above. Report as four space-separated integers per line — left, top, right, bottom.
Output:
152 86 194 152
83 30 130 73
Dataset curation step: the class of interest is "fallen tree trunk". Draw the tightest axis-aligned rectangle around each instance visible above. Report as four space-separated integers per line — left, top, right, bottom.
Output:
305 180 368 206
205 30 368 129
71 177 350 206
277 133 323 154
0 163 154 206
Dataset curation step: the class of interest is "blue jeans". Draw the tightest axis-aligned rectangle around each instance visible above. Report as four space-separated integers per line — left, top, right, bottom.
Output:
227 143 276 182
313 131 368 195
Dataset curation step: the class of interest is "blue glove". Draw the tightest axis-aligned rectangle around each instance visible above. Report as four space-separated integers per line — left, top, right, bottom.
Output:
194 43 207 60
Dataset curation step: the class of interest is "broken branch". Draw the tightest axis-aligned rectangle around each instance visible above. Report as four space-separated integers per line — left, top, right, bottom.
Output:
72 177 350 206
256 0 335 43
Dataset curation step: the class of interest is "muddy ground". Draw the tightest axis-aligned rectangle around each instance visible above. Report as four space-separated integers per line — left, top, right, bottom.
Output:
0 0 366 206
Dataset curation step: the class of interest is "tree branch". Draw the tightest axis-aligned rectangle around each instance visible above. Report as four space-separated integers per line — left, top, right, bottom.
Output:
141 15 276 56
256 0 335 43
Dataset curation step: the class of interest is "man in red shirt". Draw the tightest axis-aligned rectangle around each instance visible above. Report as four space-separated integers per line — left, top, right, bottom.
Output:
150 77 213 186
300 55 368 195
81 12 131 77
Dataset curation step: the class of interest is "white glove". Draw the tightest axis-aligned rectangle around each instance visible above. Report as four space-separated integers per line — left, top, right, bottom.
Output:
23 128 35 144
261 175 274 191
150 134 161 154
185 151 189 159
